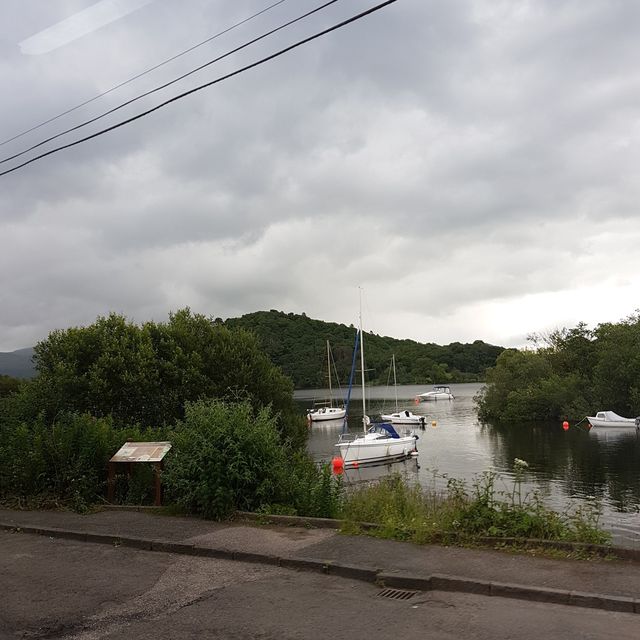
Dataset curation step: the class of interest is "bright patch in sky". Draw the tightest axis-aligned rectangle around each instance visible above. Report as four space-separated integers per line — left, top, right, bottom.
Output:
19 0 155 55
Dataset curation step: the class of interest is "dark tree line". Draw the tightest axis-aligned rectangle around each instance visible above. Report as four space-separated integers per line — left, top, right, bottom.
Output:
226 310 504 389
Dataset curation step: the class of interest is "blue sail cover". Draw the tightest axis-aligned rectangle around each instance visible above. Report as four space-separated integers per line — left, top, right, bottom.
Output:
369 422 401 439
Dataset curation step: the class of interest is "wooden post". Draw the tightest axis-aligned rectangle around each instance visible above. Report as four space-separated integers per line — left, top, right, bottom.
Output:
154 462 162 506
107 462 115 503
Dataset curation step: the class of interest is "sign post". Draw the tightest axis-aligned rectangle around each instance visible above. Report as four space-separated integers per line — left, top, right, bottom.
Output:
107 441 172 506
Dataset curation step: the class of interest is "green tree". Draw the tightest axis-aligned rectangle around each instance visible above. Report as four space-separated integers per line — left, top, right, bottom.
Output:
0 374 21 399
592 315 640 415
477 314 640 423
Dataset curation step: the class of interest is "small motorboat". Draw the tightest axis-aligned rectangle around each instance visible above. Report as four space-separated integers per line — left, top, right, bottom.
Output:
587 411 638 429
418 385 454 402
380 409 426 426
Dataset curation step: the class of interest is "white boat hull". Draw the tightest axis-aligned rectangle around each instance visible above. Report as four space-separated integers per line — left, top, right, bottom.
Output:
587 411 637 429
308 407 347 422
336 435 417 466
588 417 636 428
418 393 453 401
380 412 425 425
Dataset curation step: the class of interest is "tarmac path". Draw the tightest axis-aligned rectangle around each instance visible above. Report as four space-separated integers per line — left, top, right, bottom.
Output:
2 532 638 640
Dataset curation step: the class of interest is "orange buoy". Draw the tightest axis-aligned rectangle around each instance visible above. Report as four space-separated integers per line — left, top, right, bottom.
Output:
431 420 437 428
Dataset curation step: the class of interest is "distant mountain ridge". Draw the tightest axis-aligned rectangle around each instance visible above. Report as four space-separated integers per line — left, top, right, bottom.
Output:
0 311 506 387
0 347 35 379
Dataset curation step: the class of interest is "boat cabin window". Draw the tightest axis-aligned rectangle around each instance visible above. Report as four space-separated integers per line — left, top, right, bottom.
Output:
596 412 605 419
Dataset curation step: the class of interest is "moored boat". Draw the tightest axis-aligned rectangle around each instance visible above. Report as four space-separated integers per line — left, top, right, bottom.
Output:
334 292 418 468
307 405 347 422
587 411 638 429
307 340 346 423
336 423 418 466
418 385 454 401
380 409 426 426
381 354 427 426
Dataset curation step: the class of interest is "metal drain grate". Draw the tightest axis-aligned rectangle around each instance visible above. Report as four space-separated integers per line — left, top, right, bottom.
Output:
377 588 417 601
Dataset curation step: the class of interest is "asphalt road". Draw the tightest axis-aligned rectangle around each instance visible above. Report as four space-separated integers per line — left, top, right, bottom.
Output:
1 531 637 640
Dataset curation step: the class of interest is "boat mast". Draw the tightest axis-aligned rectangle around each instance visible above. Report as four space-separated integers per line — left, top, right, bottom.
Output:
326 339 333 408
359 289 367 433
392 353 398 412
342 328 360 434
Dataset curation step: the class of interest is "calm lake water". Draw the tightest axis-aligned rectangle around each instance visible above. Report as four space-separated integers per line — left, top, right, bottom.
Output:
295 383 640 548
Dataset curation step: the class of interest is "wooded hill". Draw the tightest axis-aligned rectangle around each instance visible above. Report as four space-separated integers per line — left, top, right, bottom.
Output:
225 310 504 389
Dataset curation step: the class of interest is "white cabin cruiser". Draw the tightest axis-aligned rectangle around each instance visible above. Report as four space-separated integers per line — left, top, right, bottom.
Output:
418 385 454 401
587 411 638 429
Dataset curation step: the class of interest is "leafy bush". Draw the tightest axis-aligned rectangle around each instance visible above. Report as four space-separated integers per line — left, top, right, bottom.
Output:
163 399 342 520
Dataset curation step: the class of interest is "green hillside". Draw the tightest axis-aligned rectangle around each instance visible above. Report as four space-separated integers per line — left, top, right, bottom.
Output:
225 310 504 389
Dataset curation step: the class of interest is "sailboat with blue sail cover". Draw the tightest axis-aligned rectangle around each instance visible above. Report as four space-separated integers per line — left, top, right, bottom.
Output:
335 299 418 467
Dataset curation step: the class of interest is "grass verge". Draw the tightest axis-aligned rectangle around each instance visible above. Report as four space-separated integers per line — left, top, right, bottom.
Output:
340 463 611 551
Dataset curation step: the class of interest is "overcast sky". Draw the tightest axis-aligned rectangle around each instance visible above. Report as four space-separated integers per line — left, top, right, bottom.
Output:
2 0 640 352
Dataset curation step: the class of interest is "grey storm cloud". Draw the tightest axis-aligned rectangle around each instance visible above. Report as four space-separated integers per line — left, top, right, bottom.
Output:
2 0 640 351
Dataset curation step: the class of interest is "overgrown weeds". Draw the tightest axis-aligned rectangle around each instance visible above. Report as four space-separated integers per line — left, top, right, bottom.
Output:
0 412 156 512
341 461 610 547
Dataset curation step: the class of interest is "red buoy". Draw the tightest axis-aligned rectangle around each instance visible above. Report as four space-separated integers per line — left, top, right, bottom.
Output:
562 421 569 431
331 456 344 474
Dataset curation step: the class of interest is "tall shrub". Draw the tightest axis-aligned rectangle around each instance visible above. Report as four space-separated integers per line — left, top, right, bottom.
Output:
164 399 342 519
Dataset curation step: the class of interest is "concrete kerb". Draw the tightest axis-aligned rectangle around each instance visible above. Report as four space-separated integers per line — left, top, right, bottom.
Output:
235 511 342 530
2 520 639 615
377 572 432 592
234 511 640 561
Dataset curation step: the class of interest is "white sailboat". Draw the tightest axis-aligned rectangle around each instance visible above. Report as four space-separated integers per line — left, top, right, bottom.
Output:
380 354 427 426
335 298 418 467
307 340 346 423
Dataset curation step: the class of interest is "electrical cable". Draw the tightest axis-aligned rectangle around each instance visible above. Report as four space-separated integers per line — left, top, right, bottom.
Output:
0 0 397 178
0 0 290 148
1 0 340 166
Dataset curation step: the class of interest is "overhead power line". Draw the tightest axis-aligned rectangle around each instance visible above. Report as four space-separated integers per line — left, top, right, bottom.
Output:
0 0 339 167
0 0 398 179
0 0 290 148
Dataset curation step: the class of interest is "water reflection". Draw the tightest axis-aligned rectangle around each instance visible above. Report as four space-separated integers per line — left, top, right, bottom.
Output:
296 383 640 547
